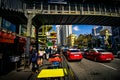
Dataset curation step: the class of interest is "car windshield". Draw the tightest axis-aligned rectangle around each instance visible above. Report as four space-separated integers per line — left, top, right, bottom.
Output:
97 49 107 52
70 50 79 52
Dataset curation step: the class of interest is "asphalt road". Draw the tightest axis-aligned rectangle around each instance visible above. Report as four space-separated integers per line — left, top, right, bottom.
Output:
67 58 120 80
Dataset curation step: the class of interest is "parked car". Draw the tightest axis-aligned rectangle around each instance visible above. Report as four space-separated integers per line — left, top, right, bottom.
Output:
117 51 120 58
66 49 83 61
84 48 114 62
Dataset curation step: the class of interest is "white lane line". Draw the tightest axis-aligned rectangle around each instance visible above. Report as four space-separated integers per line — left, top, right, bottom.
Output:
115 58 120 60
99 63 117 71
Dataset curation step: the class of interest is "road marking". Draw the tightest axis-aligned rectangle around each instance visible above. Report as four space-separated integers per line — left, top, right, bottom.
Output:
99 63 117 71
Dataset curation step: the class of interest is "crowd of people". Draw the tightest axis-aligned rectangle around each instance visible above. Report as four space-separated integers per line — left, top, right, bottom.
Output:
29 46 61 73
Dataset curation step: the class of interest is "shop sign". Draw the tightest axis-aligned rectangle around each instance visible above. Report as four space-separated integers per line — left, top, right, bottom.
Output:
0 31 16 43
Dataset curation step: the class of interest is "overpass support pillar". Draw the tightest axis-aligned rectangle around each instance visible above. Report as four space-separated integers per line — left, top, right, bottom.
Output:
25 13 35 58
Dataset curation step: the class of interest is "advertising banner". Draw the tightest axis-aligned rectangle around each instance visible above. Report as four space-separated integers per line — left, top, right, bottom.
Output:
48 0 67 4
2 19 16 32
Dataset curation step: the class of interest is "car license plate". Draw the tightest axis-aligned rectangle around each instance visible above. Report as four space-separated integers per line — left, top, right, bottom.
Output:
106 58 111 60
74 55 79 56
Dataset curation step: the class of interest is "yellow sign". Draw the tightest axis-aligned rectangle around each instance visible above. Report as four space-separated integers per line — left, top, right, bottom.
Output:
37 68 66 78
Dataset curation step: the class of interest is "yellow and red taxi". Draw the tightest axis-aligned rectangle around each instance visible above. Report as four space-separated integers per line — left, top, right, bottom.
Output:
66 49 83 61
84 48 114 62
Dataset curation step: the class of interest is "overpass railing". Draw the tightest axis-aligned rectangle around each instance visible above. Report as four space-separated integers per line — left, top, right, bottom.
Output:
0 0 24 12
0 1 120 17
26 2 120 17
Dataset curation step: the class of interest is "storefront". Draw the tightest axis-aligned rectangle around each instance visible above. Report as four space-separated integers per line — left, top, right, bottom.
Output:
0 17 18 75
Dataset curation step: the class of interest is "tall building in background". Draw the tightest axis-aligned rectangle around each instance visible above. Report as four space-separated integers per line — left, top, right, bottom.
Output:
112 27 120 52
92 26 102 37
56 25 61 46
92 26 111 37
92 26 112 48
56 25 72 46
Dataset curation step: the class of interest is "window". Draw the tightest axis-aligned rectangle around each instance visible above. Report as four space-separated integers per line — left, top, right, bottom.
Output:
70 50 79 52
97 49 106 52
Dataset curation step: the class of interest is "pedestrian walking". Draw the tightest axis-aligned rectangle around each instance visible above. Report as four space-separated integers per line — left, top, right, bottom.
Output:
31 49 38 73
37 50 44 66
48 47 52 58
29 45 33 66
45 47 49 59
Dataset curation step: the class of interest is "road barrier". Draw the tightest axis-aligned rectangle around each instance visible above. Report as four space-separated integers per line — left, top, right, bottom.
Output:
62 54 79 80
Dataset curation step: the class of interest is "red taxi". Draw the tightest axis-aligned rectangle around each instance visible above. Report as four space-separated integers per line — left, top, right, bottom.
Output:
66 49 83 61
84 48 114 62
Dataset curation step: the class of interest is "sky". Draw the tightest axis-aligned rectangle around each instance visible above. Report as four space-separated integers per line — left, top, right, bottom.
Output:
72 25 95 36
52 25 98 36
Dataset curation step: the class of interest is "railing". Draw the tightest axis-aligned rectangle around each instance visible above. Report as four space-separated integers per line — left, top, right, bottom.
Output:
25 2 120 17
0 1 120 17
0 0 24 12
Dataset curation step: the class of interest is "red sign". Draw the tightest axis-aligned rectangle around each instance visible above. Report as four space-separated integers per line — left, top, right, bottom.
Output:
0 31 16 43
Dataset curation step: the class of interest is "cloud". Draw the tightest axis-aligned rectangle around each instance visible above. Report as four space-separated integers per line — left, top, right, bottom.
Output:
56 25 60 27
73 26 80 31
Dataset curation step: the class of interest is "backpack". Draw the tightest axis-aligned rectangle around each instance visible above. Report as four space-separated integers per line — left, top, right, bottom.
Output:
31 52 37 62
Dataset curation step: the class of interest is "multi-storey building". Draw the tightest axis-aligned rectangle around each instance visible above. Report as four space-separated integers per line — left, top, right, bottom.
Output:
56 25 72 46
67 34 77 47
92 26 102 37
56 25 61 46
112 27 120 52
92 26 112 48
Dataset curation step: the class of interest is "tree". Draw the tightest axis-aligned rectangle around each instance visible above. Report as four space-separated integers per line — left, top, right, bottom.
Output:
77 34 93 48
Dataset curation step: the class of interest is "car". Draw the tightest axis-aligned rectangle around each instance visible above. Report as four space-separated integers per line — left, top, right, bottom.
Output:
117 51 120 58
66 49 83 61
84 48 114 62
80 48 89 56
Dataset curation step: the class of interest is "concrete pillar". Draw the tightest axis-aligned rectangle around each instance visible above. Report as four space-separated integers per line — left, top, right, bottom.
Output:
25 13 35 57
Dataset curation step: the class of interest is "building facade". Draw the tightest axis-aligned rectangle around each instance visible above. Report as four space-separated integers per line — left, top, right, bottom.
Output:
92 26 112 48
56 25 72 46
67 34 77 47
112 27 120 52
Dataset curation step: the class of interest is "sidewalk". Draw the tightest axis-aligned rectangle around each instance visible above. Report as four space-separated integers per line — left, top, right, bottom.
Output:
0 66 32 80
0 59 50 80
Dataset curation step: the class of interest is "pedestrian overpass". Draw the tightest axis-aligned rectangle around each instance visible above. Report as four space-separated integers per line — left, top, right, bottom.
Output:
26 2 120 27
0 0 120 75
0 1 120 27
